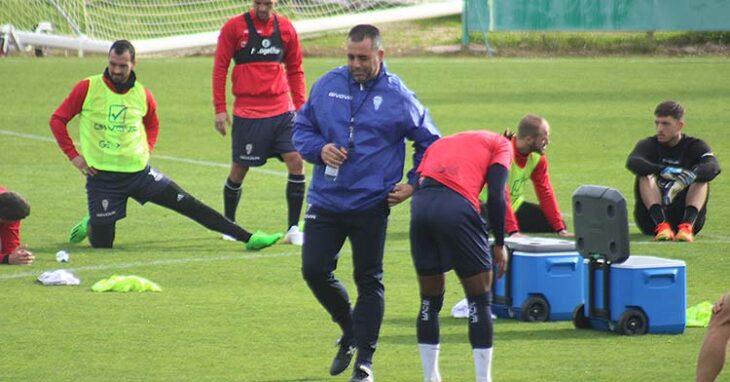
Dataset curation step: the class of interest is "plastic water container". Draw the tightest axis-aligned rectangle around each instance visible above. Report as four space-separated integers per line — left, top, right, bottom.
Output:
492 237 585 322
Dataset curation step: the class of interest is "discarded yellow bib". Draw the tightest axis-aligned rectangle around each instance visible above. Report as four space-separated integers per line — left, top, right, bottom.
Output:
686 301 713 327
91 275 162 293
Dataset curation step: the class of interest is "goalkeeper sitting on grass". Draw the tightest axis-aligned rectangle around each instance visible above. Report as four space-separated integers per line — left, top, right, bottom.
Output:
626 100 720 242
49 40 281 250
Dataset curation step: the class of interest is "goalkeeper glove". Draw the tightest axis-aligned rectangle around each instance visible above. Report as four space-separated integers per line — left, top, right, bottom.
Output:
660 166 683 180
662 170 697 205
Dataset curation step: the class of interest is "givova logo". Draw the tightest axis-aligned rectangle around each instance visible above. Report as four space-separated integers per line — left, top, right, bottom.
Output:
108 105 127 123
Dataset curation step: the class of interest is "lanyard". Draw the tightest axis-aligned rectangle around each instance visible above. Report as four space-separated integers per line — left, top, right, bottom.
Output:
347 72 381 151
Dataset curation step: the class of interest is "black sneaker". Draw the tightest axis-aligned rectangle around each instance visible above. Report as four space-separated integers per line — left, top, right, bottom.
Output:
349 364 373 382
329 337 356 376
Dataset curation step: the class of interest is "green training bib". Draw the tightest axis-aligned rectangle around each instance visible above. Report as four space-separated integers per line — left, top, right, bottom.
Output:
79 75 149 172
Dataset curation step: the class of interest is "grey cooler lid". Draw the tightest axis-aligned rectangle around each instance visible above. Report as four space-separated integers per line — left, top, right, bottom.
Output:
611 255 686 269
504 236 576 252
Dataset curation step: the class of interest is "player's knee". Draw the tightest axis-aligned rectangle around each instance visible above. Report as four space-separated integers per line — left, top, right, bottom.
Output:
89 232 114 248
301 267 330 286
688 181 709 196
89 223 115 248
354 272 384 294
286 160 305 173
229 163 249 181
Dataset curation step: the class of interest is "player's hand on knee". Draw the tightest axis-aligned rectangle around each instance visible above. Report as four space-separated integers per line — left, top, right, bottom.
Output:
676 169 697 187
662 170 697 205
660 166 683 180
713 294 728 315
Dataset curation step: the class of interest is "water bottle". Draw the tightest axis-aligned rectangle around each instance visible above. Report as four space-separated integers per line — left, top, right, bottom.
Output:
325 165 339 181
56 250 70 263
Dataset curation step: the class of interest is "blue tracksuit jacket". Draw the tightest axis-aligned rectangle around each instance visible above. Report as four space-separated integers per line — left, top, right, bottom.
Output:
293 63 441 212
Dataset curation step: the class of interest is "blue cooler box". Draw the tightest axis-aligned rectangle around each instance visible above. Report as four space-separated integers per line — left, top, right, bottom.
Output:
492 237 585 321
576 255 686 335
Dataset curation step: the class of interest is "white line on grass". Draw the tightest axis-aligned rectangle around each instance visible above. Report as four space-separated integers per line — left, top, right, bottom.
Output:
0 251 298 281
0 129 287 177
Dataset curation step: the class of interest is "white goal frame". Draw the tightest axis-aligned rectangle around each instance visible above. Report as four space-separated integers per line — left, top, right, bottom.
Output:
2 0 461 56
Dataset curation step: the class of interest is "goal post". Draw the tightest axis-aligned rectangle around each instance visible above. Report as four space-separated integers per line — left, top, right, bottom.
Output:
1 0 462 56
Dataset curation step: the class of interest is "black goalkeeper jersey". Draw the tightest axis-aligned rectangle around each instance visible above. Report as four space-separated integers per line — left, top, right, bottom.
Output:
626 134 721 183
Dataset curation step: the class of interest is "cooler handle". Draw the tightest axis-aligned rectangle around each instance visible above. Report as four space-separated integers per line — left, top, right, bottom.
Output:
642 269 678 285
546 257 578 272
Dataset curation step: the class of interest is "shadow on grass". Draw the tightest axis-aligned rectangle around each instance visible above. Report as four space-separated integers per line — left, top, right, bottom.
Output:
252 378 327 382
386 316 469 328
378 326 617 345
629 232 655 242
33 236 244 254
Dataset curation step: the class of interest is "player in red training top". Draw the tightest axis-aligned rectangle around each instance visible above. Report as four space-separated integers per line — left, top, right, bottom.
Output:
498 114 572 238
213 0 307 245
0 187 33 265
410 130 512 382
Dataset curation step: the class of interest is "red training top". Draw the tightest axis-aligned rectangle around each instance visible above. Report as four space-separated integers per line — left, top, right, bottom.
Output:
213 9 306 118
49 75 160 161
504 138 566 233
0 186 22 263
418 131 513 210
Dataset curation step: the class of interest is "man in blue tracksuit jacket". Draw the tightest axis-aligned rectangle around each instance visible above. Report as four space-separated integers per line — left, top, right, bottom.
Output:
293 24 440 382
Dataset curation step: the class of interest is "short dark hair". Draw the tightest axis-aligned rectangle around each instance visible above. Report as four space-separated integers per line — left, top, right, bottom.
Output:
348 24 382 50
655 100 684 120
109 40 136 61
517 114 545 139
0 191 31 221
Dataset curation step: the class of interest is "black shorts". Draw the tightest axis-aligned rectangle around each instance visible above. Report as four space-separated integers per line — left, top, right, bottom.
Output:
86 165 172 224
633 177 708 234
410 180 492 278
231 112 296 167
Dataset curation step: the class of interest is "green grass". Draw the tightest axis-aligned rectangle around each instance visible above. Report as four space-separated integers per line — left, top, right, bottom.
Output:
1 56 729 381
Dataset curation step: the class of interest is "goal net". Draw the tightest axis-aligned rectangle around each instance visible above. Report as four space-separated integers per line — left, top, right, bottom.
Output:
1 0 461 55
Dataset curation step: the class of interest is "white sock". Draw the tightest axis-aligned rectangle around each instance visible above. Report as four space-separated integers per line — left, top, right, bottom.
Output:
418 343 442 382
473 347 493 382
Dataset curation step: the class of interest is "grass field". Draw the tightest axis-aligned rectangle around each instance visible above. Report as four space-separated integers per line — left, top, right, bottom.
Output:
1 56 728 381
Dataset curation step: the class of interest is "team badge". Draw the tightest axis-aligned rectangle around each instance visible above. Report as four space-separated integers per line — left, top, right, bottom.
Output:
373 96 382 111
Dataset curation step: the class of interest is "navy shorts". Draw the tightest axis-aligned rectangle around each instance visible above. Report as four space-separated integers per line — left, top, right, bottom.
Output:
231 112 296 167
410 179 492 278
85 165 172 224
